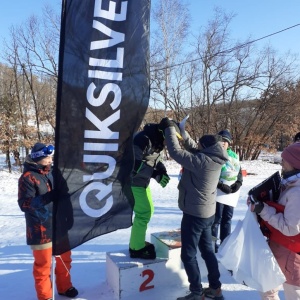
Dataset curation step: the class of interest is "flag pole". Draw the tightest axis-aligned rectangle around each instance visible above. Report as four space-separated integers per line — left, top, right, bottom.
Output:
52 255 56 300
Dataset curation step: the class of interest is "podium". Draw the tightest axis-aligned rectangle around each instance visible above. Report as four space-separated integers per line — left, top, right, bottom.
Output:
106 229 207 299
106 230 188 300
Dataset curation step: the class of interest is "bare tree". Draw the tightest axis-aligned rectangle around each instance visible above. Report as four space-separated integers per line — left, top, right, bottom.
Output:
184 8 299 159
150 0 190 115
1 4 60 146
0 64 23 171
0 2 299 168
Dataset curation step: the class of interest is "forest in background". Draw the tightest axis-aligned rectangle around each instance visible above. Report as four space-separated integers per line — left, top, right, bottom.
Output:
0 0 299 172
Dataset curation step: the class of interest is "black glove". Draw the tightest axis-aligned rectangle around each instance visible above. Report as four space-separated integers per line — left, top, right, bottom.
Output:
153 169 170 187
156 173 170 187
152 167 164 179
159 118 182 140
158 117 175 132
250 195 264 214
42 190 55 205
217 182 232 194
230 182 242 193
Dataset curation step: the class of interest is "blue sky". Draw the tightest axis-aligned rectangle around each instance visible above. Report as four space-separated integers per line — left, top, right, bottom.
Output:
188 0 300 55
0 0 299 56
0 0 61 40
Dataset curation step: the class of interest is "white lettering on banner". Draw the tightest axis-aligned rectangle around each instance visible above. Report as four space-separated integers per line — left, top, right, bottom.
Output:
94 0 127 21
89 48 124 68
80 0 128 218
84 108 120 139
87 83 121 108
88 70 123 81
91 20 125 49
79 182 114 218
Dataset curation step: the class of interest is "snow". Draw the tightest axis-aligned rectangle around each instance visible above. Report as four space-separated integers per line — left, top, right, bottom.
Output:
0 154 285 300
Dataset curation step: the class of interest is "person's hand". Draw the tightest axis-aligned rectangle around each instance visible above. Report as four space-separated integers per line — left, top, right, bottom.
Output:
230 182 242 193
217 182 232 194
42 190 55 205
249 195 264 214
158 117 175 132
158 118 182 140
246 196 252 206
155 173 170 188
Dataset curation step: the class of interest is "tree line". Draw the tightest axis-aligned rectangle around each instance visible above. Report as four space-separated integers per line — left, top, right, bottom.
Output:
0 1 299 172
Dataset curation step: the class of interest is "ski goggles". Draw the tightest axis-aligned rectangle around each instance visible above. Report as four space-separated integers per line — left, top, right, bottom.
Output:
31 144 55 159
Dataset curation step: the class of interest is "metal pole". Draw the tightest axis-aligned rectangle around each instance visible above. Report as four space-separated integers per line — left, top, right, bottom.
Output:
52 255 55 300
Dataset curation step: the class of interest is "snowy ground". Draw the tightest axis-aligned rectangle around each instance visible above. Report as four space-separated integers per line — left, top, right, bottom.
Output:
0 153 285 299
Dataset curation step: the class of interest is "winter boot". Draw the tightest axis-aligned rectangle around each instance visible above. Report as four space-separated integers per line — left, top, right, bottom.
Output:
177 291 204 300
129 243 156 259
58 286 78 298
203 287 224 300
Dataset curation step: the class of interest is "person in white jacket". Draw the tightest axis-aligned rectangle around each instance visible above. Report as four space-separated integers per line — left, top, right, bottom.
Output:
212 130 243 253
250 142 300 300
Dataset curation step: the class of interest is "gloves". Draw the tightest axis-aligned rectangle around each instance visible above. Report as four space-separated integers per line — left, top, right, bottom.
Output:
155 173 170 188
230 182 242 193
217 182 232 194
159 117 182 140
250 195 264 214
42 190 55 205
158 117 175 132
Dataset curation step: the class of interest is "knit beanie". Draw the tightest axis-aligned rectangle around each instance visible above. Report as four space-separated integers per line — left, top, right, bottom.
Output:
30 142 47 162
143 123 165 151
281 143 300 170
218 129 233 144
199 134 222 149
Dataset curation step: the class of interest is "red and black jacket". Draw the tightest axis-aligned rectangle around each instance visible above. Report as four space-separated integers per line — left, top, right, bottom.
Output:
18 157 54 246
259 201 300 253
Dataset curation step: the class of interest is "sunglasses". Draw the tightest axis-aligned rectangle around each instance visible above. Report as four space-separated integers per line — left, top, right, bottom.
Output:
31 144 55 159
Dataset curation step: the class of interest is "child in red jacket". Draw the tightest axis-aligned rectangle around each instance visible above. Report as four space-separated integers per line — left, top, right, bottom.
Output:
18 142 78 300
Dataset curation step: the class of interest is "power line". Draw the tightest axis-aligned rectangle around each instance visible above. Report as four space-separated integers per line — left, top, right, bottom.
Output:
150 23 300 72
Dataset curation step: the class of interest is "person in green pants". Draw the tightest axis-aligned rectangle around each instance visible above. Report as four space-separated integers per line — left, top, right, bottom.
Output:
129 123 171 259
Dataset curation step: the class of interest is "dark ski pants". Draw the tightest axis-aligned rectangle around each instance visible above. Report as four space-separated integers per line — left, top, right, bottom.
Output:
212 202 234 248
180 213 221 294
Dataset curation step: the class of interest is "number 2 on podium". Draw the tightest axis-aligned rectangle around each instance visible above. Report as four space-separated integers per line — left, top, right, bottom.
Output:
139 269 154 291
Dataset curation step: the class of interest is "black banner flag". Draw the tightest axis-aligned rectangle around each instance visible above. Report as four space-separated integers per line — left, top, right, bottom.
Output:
53 0 150 255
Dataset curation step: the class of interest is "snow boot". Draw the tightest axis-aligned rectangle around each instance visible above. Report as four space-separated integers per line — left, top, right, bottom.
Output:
177 291 204 300
58 286 78 298
129 243 156 259
203 287 224 300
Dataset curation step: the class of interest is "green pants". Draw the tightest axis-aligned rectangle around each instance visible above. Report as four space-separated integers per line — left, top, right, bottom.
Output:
129 186 154 250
